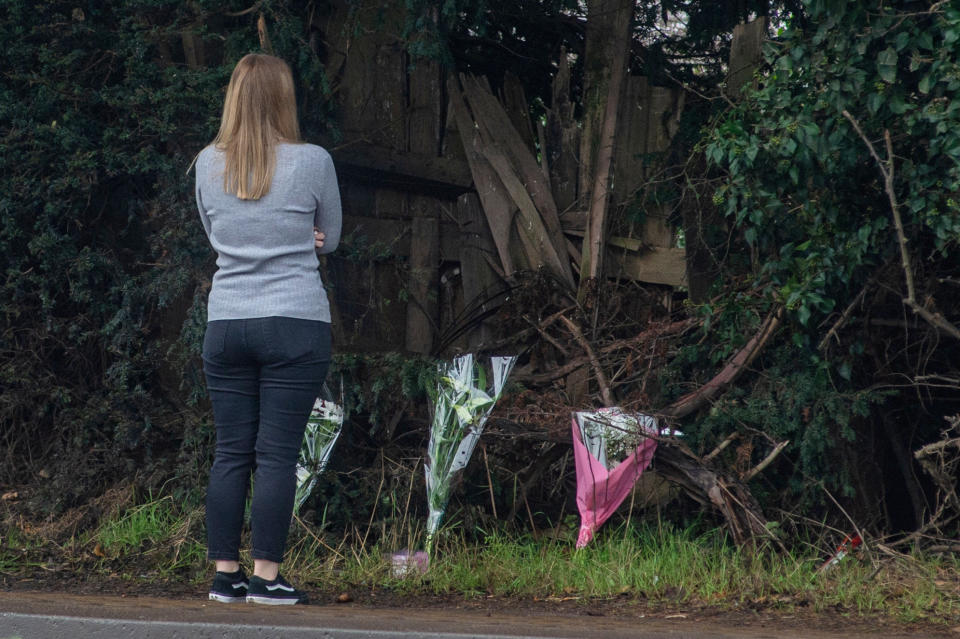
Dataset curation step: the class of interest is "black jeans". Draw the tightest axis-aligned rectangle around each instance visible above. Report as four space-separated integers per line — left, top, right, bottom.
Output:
202 316 331 563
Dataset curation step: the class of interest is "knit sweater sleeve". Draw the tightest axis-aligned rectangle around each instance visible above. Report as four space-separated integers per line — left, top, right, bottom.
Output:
310 148 342 255
195 149 212 239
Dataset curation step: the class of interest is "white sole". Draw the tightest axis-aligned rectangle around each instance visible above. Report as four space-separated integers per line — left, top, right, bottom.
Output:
209 593 246 603
246 595 301 605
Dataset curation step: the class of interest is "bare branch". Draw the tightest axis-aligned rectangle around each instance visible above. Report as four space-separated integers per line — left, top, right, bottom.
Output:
742 440 789 482
224 1 263 17
842 110 960 341
660 307 783 419
559 315 615 406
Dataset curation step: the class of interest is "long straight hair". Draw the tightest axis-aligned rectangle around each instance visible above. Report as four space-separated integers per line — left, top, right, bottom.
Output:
213 54 301 200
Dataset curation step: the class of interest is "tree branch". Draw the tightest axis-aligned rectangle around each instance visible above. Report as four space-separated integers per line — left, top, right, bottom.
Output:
742 440 789 482
659 307 783 419
842 110 960 341
559 315 615 406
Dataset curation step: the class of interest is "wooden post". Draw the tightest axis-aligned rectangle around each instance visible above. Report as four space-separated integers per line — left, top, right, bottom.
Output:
457 193 501 348
727 18 768 99
546 49 579 213
406 215 439 354
577 0 634 306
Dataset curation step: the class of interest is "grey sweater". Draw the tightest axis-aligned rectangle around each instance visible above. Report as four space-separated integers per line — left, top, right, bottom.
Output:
195 142 342 322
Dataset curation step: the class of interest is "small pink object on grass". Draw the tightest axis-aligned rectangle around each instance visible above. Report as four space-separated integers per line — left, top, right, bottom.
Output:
390 550 429 577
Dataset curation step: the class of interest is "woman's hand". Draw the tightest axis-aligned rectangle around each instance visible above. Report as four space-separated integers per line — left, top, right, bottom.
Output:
313 227 326 251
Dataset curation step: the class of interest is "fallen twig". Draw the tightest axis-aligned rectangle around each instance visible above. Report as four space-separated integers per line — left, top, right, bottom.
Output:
559 315 615 406
742 440 789 482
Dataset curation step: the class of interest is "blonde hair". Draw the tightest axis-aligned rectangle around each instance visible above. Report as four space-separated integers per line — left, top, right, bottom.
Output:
213 54 301 200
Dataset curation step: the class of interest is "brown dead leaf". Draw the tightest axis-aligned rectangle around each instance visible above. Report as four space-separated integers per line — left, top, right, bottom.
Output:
1 491 18 501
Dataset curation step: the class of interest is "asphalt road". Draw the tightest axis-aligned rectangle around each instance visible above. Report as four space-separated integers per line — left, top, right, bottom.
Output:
0 591 947 639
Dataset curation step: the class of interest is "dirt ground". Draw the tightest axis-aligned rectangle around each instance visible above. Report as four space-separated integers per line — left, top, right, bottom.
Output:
2 570 959 638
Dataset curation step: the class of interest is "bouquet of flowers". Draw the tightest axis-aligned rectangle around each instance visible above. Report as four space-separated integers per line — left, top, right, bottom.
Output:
425 354 516 555
572 408 659 547
293 383 344 516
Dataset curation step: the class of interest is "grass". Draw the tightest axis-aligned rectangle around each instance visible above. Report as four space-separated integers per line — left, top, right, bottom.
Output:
3 492 958 627
88 493 206 576
273 517 959 625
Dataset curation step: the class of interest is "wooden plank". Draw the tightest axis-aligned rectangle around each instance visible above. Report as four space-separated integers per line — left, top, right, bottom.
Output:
501 71 537 152
728 18 768 99
457 192 501 348
374 187 407 220
408 57 442 155
405 216 439 353
479 144 572 285
341 214 459 261
614 76 650 200
609 246 687 287
331 4 406 150
460 74 574 286
447 74 517 276
331 143 472 194
612 77 682 249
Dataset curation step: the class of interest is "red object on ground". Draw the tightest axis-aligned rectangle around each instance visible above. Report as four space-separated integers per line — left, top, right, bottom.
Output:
817 534 862 573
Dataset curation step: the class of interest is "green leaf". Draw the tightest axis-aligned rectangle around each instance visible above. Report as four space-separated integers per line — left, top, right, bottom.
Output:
877 47 898 83
888 94 910 114
838 361 852 381
918 73 934 94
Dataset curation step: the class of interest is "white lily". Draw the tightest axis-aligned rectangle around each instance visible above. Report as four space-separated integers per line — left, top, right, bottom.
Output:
424 354 516 556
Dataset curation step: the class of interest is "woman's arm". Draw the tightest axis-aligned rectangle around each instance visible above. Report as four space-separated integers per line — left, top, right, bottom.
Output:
194 149 212 238
311 149 342 255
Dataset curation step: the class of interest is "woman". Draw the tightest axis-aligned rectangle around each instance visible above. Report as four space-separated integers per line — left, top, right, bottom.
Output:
194 53 341 605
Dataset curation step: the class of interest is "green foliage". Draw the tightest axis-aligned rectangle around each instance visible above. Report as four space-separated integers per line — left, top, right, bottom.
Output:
96 495 180 556
705 1 960 328
685 0 960 516
0 0 334 491
330 352 437 434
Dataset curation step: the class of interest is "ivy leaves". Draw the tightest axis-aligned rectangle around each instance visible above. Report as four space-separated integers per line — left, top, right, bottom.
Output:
705 0 960 331
877 46 898 84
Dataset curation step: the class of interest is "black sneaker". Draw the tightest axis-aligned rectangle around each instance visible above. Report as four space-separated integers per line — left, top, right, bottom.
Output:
208 569 249 603
246 574 308 605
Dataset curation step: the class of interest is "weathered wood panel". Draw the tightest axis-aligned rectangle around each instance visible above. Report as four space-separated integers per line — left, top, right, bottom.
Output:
341 214 459 261
609 246 687 287
457 192 501 349
727 18 768 98
331 144 471 194
405 215 439 353
613 77 684 249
